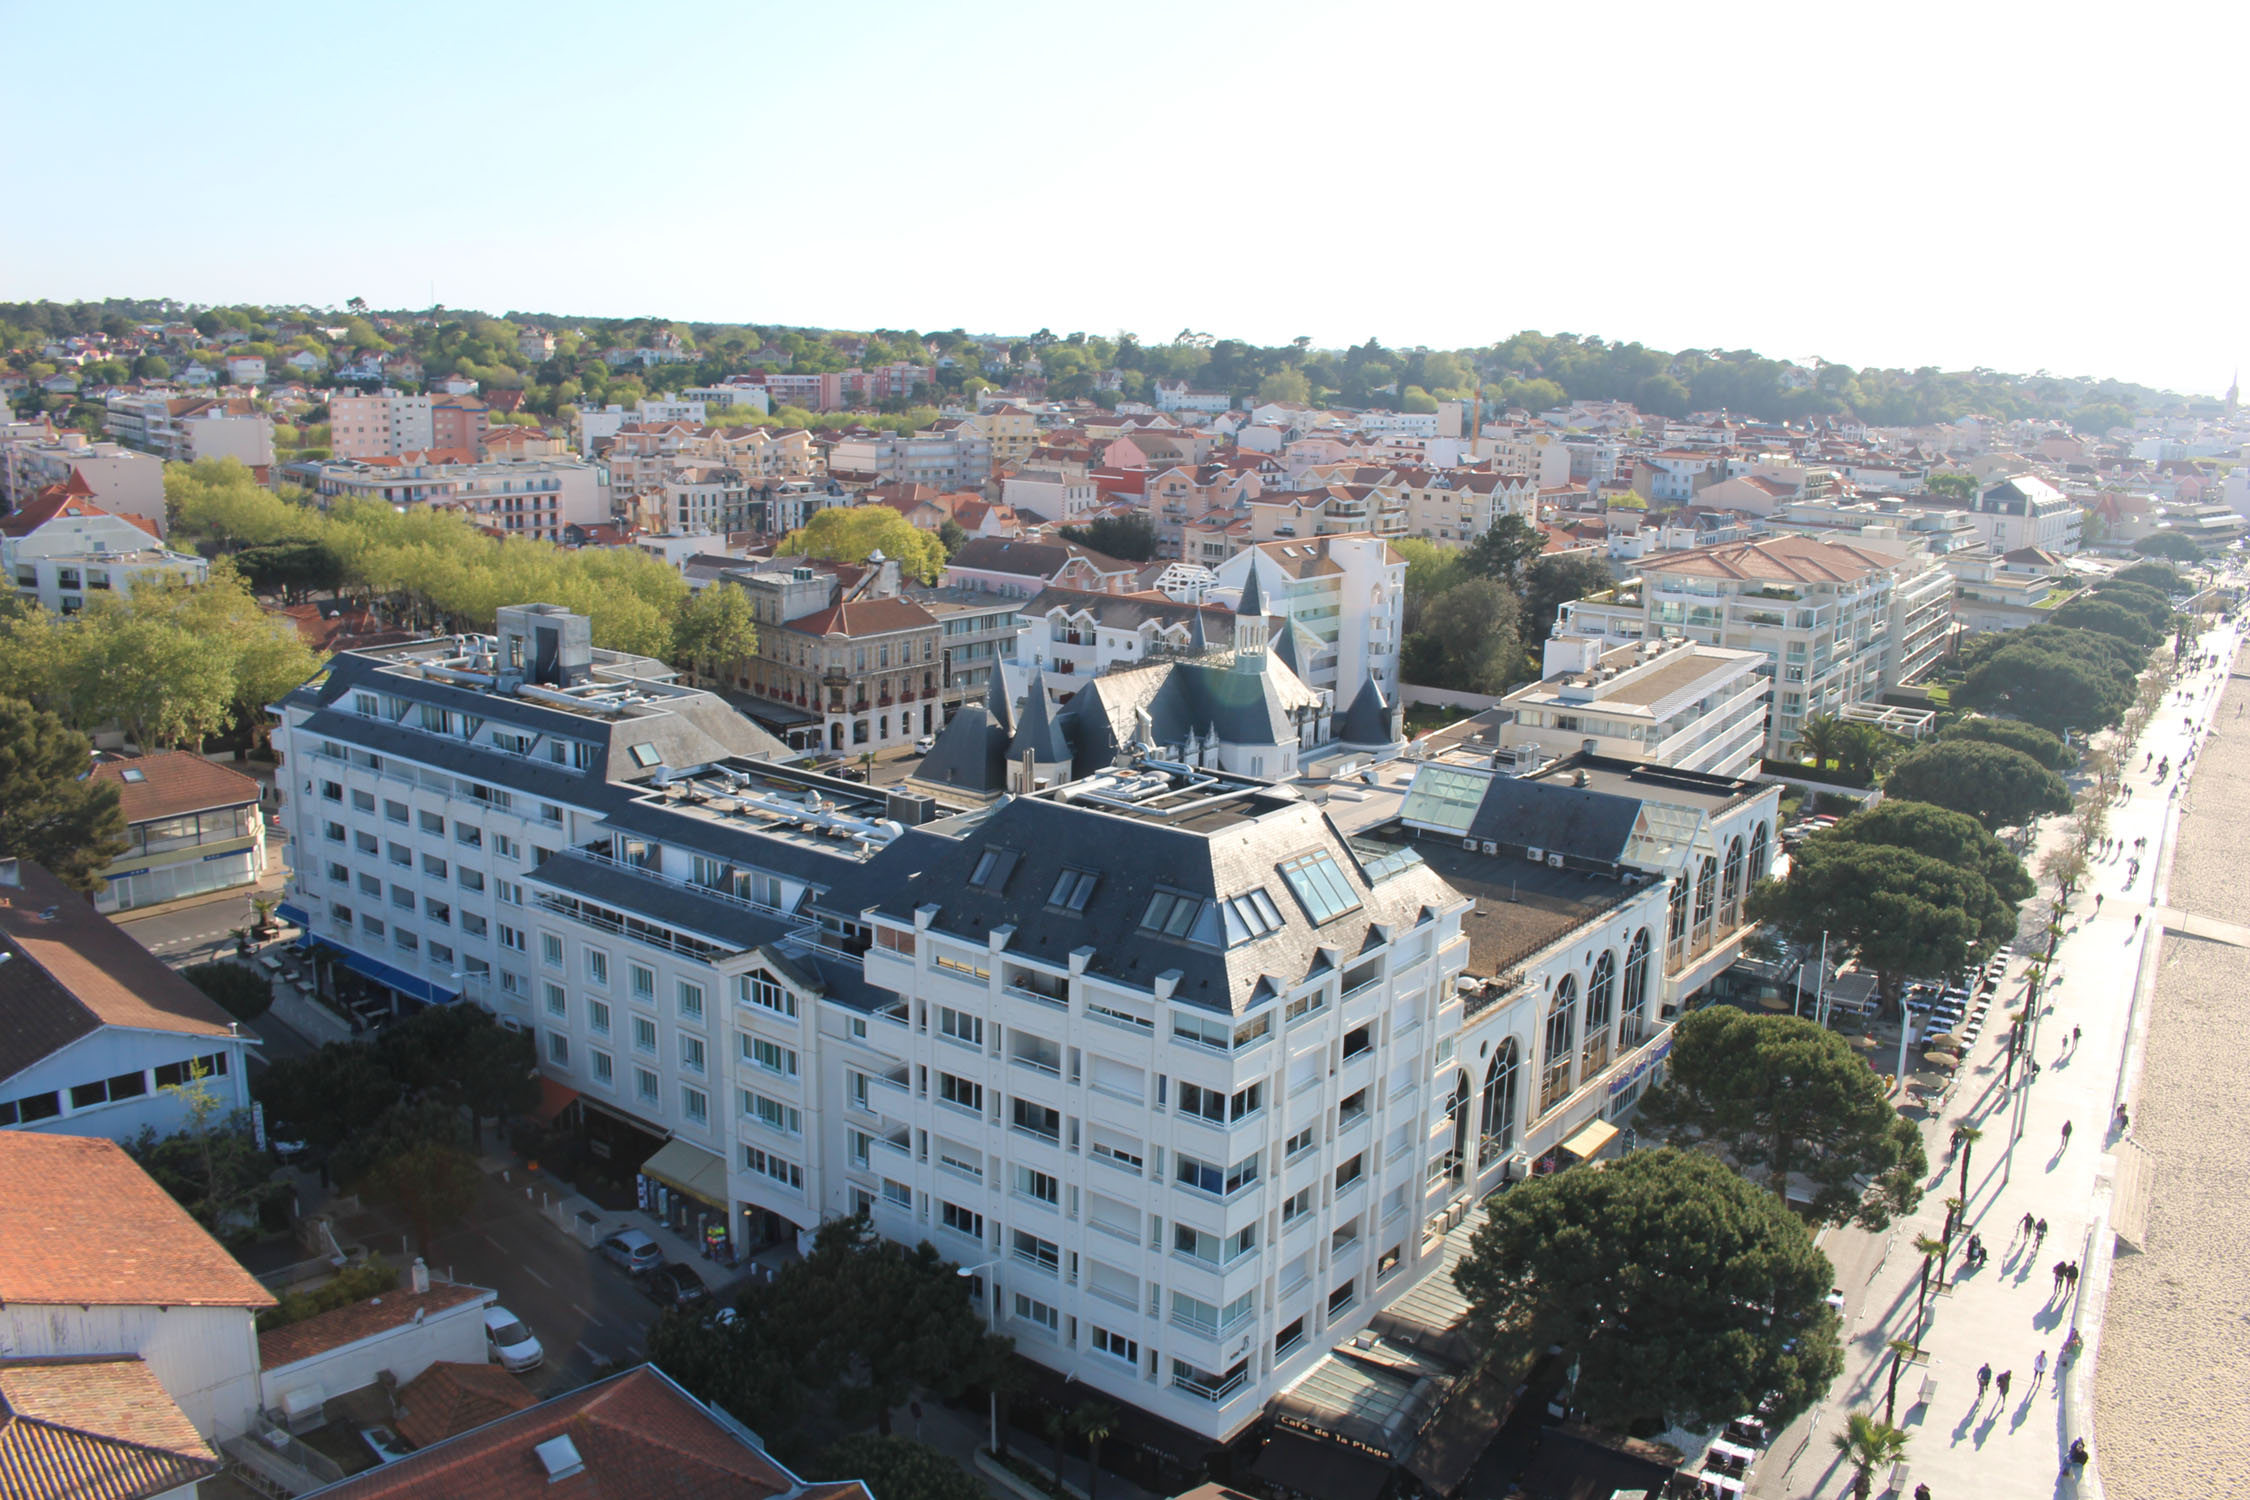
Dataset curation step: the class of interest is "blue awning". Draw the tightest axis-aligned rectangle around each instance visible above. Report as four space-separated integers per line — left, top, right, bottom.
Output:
307 938 459 1007
275 902 311 928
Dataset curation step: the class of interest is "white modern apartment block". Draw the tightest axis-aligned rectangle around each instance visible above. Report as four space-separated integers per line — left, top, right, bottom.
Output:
305 455 607 541
4 495 208 612
1002 469 1100 523
1208 534 1403 699
105 394 275 468
1498 635 1770 779
1558 533 1949 757
330 388 435 459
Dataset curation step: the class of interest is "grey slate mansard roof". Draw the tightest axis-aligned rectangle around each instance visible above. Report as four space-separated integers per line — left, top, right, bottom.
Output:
821 791 1457 1014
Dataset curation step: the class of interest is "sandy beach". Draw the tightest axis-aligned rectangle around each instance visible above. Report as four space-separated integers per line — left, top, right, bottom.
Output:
2094 635 2250 1497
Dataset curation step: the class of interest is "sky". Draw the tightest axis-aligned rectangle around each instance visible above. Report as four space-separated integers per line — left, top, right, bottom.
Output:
7 0 2246 395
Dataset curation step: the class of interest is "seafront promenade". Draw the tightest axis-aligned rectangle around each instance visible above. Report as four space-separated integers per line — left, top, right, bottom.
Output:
1752 613 2243 1500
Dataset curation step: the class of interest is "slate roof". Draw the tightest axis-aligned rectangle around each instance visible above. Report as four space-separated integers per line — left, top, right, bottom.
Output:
529 850 795 950
1462 777 1643 865
0 1356 220 1500
916 702 1010 792
0 1134 273 1309
305 1365 862 1500
950 536 1136 580
822 788 1455 1013
1338 676 1394 746
0 861 240 1085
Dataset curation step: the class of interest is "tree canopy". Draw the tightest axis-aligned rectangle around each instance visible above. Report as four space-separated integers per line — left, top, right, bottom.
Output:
1407 577 1521 694
1059 513 1157 563
1521 551 1614 641
2133 531 2204 562
182 962 273 1024
1453 1147 1841 1434
1882 740 2072 831
1936 715 2071 770
1462 515 1549 588
1952 625 2140 736
780 505 946 584
0 697 127 891
1638 1009 1927 1229
1819 799 2030 953
1749 841 1993 1007
817 1437 986 1500
2112 560 2187 594
125 1069 285 1246
672 582 760 676
2047 595 2161 649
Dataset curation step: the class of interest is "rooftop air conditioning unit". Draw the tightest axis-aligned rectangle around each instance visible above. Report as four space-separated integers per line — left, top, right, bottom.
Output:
1525 847 1545 862
1546 853 1565 869
1481 840 1499 855
1462 837 1478 851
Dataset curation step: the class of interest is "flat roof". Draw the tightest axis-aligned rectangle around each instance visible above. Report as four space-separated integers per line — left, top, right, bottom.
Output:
1381 833 1644 979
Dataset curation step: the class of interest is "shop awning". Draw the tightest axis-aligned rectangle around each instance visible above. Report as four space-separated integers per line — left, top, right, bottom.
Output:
308 938 458 1006
535 1078 580 1123
1560 1118 1621 1161
275 902 311 928
1251 1433 1392 1500
640 1138 729 1211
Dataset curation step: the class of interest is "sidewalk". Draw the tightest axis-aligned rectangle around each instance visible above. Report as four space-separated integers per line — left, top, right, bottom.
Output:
480 1155 792 1294
1752 616 2239 1500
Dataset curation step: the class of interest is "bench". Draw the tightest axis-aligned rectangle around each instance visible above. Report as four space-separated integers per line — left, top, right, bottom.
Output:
1918 1373 1939 1406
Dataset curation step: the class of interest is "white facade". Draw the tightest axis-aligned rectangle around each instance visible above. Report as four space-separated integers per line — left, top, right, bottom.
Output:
1209 535 1403 698
2 1030 251 1144
329 388 435 459
0 1301 261 1440
5 508 209 613
1500 636 1771 780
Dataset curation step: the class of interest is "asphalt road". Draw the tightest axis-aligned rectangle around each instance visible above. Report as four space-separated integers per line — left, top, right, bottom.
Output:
420 1170 674 1399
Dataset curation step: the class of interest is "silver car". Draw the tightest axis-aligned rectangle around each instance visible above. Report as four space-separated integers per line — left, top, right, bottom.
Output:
598 1229 662 1274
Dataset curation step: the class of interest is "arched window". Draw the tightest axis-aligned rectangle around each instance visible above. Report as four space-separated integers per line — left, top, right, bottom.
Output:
1582 952 1616 1077
1692 854 1718 940
1480 1039 1520 1165
1720 836 1746 926
1619 929 1652 1047
1748 821 1772 884
1444 1070 1471 1186
1667 875 1689 964
1541 976 1578 1114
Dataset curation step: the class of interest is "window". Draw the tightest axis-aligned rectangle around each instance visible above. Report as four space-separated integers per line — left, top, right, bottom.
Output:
1342 1024 1373 1060
744 1035 799 1077
742 1089 801 1135
321 779 343 803
1090 1132 1144 1172
933 949 991 982
634 1016 658 1053
355 831 379 856
1047 868 1098 910
939 1006 984 1047
1220 887 1286 944
938 1073 983 1112
458 867 485 892
1284 1124 1319 1160
428 941 453 965
681 1086 708 1125
681 1035 706 1074
421 853 448 879
1011 1097 1060 1142
1014 1165 1060 1204
738 972 793 1017
1282 1185 1315 1225
1541 977 1579 1113
499 924 526 952
541 932 563 966
1012 1227 1061 1268
1013 1293 1061 1333
325 821 347 844
1173 1356 1249 1402
391 885 415 910
456 823 482 848
361 915 385 938
743 1144 804 1191
1276 1317 1307 1358
1011 1032 1061 1075
585 948 609 986
351 789 375 813
678 980 706 1020
1335 1153 1365 1191
1091 1326 1138 1366
388 841 411 867
629 742 662 768
631 964 654 1002
1279 851 1361 923
637 1067 660 1103
425 898 450 925
359 873 382 897
589 1000 611 1036
882 1179 913 1209
544 983 567 1018
1285 990 1326 1025
419 810 445 836
1329 1278 1358 1316
548 1032 570 1066
461 913 488 938
940 1201 983 1239
1139 889 1220 944
1178 1080 1262 1124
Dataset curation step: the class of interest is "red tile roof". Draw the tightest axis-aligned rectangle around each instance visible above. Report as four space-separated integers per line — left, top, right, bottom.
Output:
393 1362 538 1450
311 1365 867 1500
783 596 938 639
87 751 261 825
0 1134 272 1310
0 483 110 538
0 1356 221 1500
258 1283 490 1370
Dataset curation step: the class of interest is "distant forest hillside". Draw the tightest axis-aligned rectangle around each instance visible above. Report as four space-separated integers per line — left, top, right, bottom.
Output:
0 296 2204 432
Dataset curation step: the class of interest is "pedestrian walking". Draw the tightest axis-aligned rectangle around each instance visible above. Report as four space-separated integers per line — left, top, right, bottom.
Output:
1914 1485 1933 1500
2019 1211 2036 1240
2051 1261 2069 1295
2062 1119 2073 1147
2034 1349 2049 1385
2072 1025 2082 1048
2067 1262 2080 1289
1996 1369 2011 1400
1977 1363 1992 1400
2116 1103 2131 1132
2094 893 2104 912
2034 1217 2049 1249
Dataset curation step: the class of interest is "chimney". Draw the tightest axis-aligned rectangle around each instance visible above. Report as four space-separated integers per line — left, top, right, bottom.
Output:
410 1257 430 1293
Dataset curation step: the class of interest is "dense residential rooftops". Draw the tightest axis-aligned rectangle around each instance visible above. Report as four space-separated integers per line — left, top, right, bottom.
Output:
0 1133 273 1309
0 1356 222 1500
0 860 242 1082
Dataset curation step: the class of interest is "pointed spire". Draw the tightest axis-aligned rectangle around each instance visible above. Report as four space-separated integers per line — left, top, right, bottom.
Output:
984 663 1013 734
1235 558 1265 618
1007 670 1069 764
1189 600 1209 654
1270 615 1301 675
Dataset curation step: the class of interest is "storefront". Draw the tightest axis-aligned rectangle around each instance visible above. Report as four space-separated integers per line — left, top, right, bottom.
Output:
637 1138 736 1266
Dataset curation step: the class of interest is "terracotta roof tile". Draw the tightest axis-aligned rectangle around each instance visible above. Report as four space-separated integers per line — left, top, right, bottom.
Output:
393 1361 537 1450
0 1356 220 1500
87 751 261 825
259 1284 489 1371
0 1134 272 1309
782 597 938 639
310 1365 864 1500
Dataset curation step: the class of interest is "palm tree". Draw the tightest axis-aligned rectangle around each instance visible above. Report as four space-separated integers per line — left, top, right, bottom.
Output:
1072 1402 1119 1500
1797 715 1844 772
1830 1412 1910 1499
1954 1122 1984 1212
1912 1232 1947 1337
1883 1338 1920 1424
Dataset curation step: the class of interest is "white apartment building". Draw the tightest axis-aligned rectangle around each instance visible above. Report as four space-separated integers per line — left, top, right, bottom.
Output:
1397 470 1537 544
1003 469 1100 523
1558 532 1949 757
1498 635 1770 779
1209 534 1403 699
330 388 435 459
4 493 208 612
306 455 606 541
827 428 992 491
104 394 275 469
270 598 1784 1455
1968 475 2080 554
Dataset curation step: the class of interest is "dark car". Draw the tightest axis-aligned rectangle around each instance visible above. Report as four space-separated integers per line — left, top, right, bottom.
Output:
641 1262 711 1310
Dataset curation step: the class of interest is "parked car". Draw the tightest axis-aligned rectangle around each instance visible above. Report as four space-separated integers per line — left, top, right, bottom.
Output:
598 1229 662 1275
914 735 936 754
483 1305 544 1372
641 1262 711 1310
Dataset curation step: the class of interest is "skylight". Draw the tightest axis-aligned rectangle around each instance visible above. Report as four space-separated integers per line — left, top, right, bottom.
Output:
1140 890 1223 946
1220 888 1285 945
119 768 146 783
970 847 1019 891
1048 868 1098 911
1278 852 1361 924
628 742 662 767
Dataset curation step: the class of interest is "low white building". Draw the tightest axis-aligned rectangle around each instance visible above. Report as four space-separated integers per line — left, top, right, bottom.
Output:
2 485 208 613
257 1271 496 1428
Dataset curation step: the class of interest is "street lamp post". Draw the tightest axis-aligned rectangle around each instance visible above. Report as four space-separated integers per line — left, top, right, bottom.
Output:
958 1259 1005 1452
